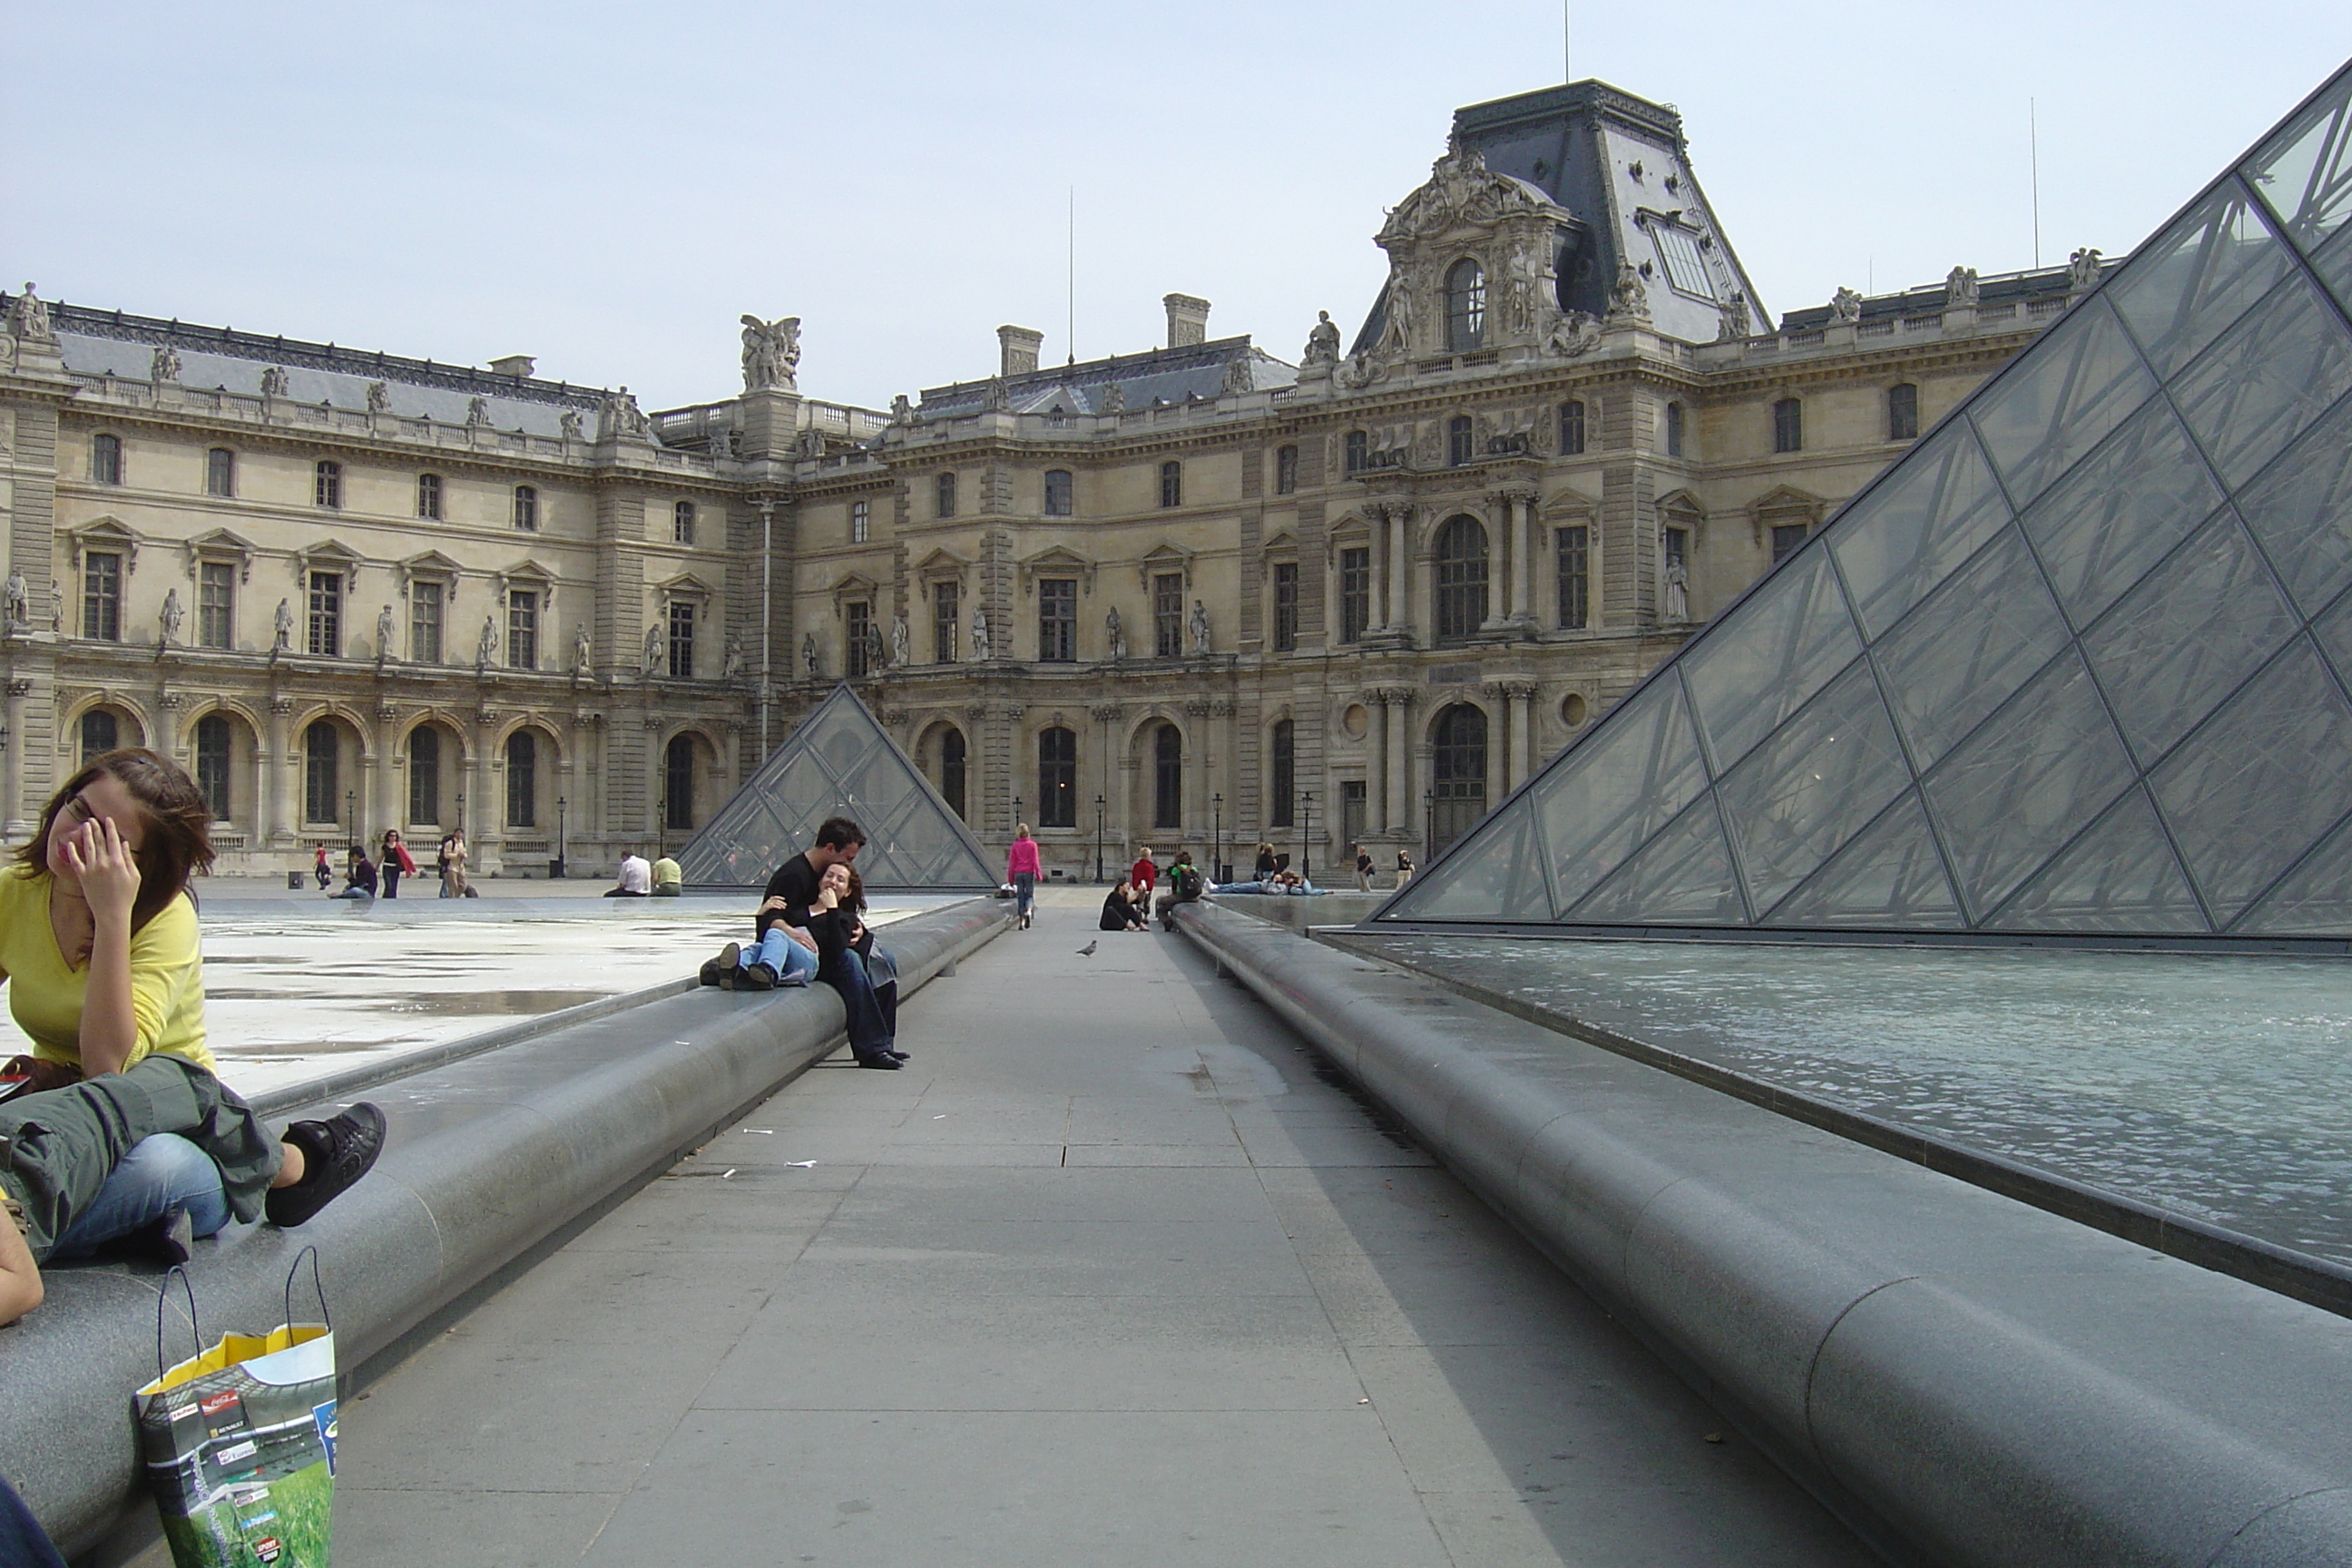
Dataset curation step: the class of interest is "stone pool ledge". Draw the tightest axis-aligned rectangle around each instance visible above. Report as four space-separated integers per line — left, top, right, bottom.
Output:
1175 901 2352 1568
1 897 1012 1561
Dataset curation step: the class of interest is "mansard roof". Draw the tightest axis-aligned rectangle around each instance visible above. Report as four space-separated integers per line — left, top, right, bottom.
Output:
913 335 1298 421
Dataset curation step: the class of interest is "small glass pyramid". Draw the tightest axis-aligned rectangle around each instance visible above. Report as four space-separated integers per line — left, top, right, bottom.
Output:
1379 59 2352 945
675 683 999 891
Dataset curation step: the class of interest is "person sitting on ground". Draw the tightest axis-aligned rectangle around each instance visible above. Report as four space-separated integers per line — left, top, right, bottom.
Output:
1101 880 1147 932
1253 841 1279 880
1156 849 1206 930
330 845 376 900
1129 848 1157 909
0 750 386 1323
652 852 683 897
605 850 652 897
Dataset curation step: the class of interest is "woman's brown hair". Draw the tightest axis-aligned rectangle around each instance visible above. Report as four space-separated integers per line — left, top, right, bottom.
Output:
15 748 215 932
843 867 868 914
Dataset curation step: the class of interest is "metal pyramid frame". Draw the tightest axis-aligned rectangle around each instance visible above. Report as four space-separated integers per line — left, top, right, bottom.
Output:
1375 59 2352 950
676 683 998 891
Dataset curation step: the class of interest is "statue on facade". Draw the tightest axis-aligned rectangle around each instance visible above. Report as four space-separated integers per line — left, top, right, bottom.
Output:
889 393 914 426
2 571 28 632
1189 600 1211 656
5 285 54 344
1945 265 1981 308
476 614 499 669
1221 354 1254 396
260 366 289 397
598 387 651 441
465 395 491 426
793 427 827 460
150 344 181 383
642 622 662 676
802 631 822 681
1547 309 1602 358
2068 248 2104 291
377 603 397 660
721 629 744 679
575 623 593 675
273 597 294 651
1606 260 1650 323
969 606 989 662
1662 558 1690 623
1717 291 1753 340
1105 605 1125 662
1303 309 1341 366
740 314 802 393
1381 274 1421 352
1828 286 1864 323
160 588 184 645
558 407 584 440
890 612 909 667
1097 382 1125 415
366 380 391 414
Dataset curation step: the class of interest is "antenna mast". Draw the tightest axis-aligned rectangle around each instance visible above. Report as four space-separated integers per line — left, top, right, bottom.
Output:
2030 98 2042 270
1067 187 1076 365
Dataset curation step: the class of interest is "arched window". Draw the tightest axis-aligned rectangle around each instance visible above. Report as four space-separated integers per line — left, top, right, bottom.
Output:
1433 515 1490 642
205 447 236 497
1275 445 1298 495
1044 469 1073 516
1446 259 1485 352
416 473 443 519
936 472 957 519
939 727 967 820
505 730 537 828
1159 461 1183 509
303 720 339 824
1558 400 1586 456
194 714 232 821
1269 720 1295 828
1448 415 1474 466
1344 430 1369 474
408 726 441 826
665 735 696 830
1038 726 1077 828
513 485 538 531
1772 397 1803 454
314 460 341 509
1430 703 1488 855
79 709 118 765
1887 383 1920 442
1152 723 1182 830
91 433 122 485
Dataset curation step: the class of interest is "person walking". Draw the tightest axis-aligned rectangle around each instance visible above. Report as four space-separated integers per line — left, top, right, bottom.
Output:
1396 848 1415 887
379 829 417 898
1129 846 1157 909
311 844 331 890
1355 844 1375 893
439 828 468 898
1006 824 1041 931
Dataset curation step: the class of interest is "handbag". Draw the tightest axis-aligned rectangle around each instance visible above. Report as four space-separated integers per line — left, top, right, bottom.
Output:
0 1055 82 1106
135 1250 340 1568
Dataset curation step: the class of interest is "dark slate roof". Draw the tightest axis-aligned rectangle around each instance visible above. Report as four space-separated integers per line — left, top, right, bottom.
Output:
1774 259 2121 331
914 335 1296 419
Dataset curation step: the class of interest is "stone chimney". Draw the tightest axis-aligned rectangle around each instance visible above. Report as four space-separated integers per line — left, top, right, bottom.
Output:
1163 294 1211 348
997 325 1043 377
488 355 535 378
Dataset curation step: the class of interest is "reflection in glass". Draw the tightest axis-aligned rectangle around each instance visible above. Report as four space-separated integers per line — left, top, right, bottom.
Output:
2228 393 2352 614
2236 811 2352 935
1568 798 1747 925
1768 790 1961 928
1873 524 2072 770
1397 800 1551 922
2244 72 2352 251
1680 548 1861 773
1831 425 2012 639
1715 661 1912 914
2169 274 2352 486
1520 677 1710 914
1969 298 2157 510
2018 396 2221 622
2109 181 2294 376
1984 787 2209 933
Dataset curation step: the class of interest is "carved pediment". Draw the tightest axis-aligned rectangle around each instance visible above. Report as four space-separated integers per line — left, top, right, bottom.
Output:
1378 143 1560 249
1541 486 1602 519
66 516 141 573
182 527 259 582
653 569 717 600
1135 543 1195 593
1019 545 1095 596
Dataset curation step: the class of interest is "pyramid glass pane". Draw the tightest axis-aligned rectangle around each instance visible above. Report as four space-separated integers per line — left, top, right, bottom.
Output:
1984 788 2209 934
2169 273 2352 486
1923 651 2137 919
2152 640 2352 924
2017 396 2222 623
2110 182 2296 377
2316 228 2352 314
1969 298 2157 510
672 683 998 890
2308 588 2352 690
1567 798 1747 926
1829 424 2013 640
1871 524 2071 770
1521 677 1710 913
2235 812 2352 936
1714 660 1912 913
2245 73 2352 253
1766 790 1962 928
2230 392 2352 614
2082 510 2301 764
1387 799 1551 921
1680 547 1862 772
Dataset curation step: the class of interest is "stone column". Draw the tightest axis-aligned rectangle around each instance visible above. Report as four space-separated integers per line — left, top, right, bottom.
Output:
1364 691 1388 839
1381 687 1413 838
3 677 30 840
1491 681 1537 791
374 704 401 834
266 695 294 848
1511 493 1537 623
1387 506 1412 633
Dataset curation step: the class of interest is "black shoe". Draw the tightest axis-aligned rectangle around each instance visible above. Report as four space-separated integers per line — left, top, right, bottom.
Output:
742 962 779 990
856 1053 903 1070
131 1209 194 1267
713 942 741 990
887 1050 910 1062
267 1102 387 1229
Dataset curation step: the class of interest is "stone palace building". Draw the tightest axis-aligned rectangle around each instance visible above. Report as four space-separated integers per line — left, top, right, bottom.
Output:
0 80 2104 881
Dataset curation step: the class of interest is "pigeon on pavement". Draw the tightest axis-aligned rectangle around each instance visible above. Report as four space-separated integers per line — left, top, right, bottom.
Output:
1076 941 1098 956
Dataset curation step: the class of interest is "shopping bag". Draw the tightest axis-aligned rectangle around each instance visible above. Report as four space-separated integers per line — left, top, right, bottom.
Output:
133 1250 339 1568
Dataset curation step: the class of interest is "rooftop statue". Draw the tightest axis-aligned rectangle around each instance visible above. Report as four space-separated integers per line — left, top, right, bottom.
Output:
1302 310 1340 366
5 284 53 345
1607 260 1650 323
1829 285 1864 323
150 344 181 383
740 314 802 393
260 366 289 397
2069 247 2105 291
366 380 392 414
1945 265 1981 308
599 387 651 441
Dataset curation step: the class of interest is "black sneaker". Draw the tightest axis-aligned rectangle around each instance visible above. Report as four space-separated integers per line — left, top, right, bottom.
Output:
741 962 779 990
267 1102 387 1228
711 942 742 990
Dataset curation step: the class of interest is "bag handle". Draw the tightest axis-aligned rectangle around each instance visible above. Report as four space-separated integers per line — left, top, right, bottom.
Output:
154 1266 201 1380
284 1244 332 1333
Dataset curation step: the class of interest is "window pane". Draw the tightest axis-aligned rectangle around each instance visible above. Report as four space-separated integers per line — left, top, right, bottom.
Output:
1830 424 2012 639
1340 548 1371 642
206 448 234 497
507 591 538 671
1555 525 1589 630
1681 545 1862 773
2244 73 2352 253
514 486 538 530
1271 562 1298 652
198 561 235 649
1567 796 1746 925
2110 181 2296 377
1153 573 1183 657
2152 639 2352 924
1923 650 2139 919
1044 470 1072 515
2234 810 2352 935
194 716 232 821
2170 273 2352 487
1872 524 2072 769
1886 384 1919 442
83 553 121 641
936 473 956 518
2082 512 2299 764
1772 398 1802 453
1524 676 1710 913
1986 787 2208 933
304 722 338 823
2017 396 2221 622
1768 790 1962 928
933 581 959 663
1716 659 1913 914
1651 224 1714 298
1275 446 1298 495
1153 725 1181 828
667 738 695 830
1558 400 1586 456
2232 393 2352 614
1039 580 1075 662
410 582 442 664
668 601 696 680
408 727 441 825
308 572 341 656
417 473 442 520
674 500 695 544
1968 298 2156 509
80 710 118 764
505 732 537 827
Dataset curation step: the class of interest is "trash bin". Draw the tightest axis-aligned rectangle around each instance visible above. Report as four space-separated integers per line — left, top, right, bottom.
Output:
286 870 304 890
549 858 566 879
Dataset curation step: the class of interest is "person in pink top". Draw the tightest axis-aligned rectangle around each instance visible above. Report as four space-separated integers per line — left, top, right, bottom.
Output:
1006 824 1041 930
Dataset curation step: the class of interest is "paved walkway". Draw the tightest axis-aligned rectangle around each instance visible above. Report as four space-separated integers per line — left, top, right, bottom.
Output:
328 887 1873 1566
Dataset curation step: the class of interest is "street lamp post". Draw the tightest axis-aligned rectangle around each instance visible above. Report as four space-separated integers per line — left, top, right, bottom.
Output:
654 796 666 863
456 792 465 831
1211 792 1222 883
1298 790 1315 883
344 790 355 848
1424 790 1436 860
555 795 567 879
1093 794 1106 883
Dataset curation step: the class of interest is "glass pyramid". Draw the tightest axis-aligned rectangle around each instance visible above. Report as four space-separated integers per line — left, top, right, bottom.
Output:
1379 59 2352 946
675 682 999 891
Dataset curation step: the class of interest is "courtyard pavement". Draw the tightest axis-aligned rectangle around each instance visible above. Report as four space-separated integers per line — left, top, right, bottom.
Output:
321 885 1874 1566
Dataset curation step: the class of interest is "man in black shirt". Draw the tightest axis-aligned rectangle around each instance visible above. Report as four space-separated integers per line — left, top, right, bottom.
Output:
759 817 904 1069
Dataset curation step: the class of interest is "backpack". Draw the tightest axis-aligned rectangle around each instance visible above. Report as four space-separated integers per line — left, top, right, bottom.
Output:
1172 864 1204 901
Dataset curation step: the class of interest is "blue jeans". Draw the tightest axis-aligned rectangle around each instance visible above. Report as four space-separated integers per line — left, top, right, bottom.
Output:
48 1133 231 1259
820 946 896 1058
740 926 818 985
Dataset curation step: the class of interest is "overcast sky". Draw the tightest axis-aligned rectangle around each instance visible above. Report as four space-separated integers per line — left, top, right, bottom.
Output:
8 2 2349 413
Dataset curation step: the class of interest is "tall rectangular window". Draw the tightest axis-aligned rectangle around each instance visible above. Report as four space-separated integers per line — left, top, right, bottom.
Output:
1339 547 1371 643
1448 415 1474 466
936 473 956 519
83 552 122 641
673 499 697 544
1557 525 1590 630
1887 383 1920 442
1271 562 1298 652
507 590 538 671
198 561 235 649
1037 727 1077 827
91 434 122 485
1340 779 1367 858
408 727 441 826
513 485 538 531
851 500 870 543
1152 573 1184 658
194 714 232 821
205 448 236 497
416 473 443 519
933 581 959 663
1771 523 1810 562
1665 401 1685 457
1772 397 1803 454
410 581 443 664
1558 400 1586 456
1037 579 1075 662
1275 445 1298 495
1345 431 1368 474
668 600 695 680
847 600 874 677
304 722 339 825
314 460 341 509
307 571 342 656
1269 720 1295 828
1159 461 1182 508
1043 469 1073 516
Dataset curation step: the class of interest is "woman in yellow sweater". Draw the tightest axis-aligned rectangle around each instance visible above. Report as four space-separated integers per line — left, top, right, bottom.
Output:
0 750 385 1323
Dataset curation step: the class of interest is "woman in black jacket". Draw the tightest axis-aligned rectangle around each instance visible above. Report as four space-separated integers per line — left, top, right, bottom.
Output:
1100 880 1146 931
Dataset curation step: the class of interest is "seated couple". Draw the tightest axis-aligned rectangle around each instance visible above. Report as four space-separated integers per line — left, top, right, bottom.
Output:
1 750 387 1325
1099 881 1149 932
697 817 906 1070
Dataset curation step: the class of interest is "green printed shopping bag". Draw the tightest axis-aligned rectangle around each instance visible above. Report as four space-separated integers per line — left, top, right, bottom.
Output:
133 1250 339 1568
